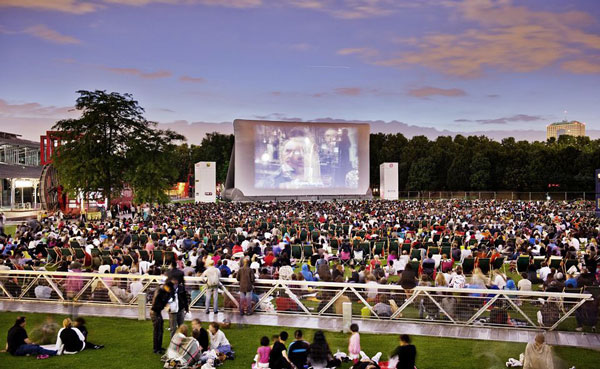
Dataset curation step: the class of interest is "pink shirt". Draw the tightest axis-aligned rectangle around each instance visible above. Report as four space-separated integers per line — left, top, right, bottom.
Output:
257 346 271 363
348 332 360 355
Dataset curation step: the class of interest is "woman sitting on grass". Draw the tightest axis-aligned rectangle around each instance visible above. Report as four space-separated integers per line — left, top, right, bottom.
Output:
55 318 85 355
307 331 340 369
162 324 201 368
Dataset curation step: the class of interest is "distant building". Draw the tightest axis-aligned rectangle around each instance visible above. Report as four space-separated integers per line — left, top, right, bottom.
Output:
0 131 42 209
546 120 586 140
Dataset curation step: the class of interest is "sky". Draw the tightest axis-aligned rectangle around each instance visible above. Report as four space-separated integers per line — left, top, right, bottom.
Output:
1 0 599 143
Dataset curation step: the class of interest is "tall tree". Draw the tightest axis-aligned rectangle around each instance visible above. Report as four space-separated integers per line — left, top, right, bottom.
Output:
53 90 184 204
127 128 184 204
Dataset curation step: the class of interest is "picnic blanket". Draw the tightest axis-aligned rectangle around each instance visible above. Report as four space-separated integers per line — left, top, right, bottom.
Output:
161 333 201 368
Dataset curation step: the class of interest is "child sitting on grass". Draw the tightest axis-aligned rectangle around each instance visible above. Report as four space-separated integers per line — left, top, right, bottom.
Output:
348 323 361 363
254 336 271 369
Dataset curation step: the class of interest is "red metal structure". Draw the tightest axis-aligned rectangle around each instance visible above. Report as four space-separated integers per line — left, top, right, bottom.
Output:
39 131 133 214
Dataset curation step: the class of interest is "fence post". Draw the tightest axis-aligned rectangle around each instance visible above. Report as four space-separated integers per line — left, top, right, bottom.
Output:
138 293 146 320
342 302 352 333
70 301 79 321
529 192 531 201
565 192 567 201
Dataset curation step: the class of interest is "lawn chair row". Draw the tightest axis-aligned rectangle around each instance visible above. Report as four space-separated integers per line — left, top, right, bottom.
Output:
515 255 578 274
47 247 176 267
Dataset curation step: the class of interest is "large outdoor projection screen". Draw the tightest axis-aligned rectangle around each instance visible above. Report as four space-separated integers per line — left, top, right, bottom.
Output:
233 119 370 197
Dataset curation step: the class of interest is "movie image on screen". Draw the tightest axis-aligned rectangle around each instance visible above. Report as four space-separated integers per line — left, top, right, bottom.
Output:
254 125 359 190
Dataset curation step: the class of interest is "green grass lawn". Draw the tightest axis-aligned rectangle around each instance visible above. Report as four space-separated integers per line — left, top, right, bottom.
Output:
4 224 16 237
1 312 599 369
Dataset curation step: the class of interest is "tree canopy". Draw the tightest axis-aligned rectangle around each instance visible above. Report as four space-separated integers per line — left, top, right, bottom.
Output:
52 90 184 204
175 132 600 193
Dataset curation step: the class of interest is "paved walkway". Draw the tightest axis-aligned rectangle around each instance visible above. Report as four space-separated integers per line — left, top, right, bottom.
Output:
2 300 599 350
2 209 40 222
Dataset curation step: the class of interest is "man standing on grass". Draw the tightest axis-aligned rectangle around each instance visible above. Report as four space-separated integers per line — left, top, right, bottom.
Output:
168 277 189 338
201 259 221 314
237 258 255 315
151 280 173 354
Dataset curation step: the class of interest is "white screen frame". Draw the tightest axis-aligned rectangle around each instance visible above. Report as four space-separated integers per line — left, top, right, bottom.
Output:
234 119 370 197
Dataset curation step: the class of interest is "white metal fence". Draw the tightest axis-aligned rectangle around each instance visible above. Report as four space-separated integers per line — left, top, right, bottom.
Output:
0 270 595 332
393 191 593 201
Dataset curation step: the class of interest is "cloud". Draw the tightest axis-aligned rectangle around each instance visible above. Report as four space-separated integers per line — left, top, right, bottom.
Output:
271 87 381 98
0 0 427 18
0 0 101 13
179 75 206 83
308 65 351 69
23 24 81 44
337 47 378 58
408 86 466 98
334 87 363 96
155 108 175 113
2 109 599 144
289 42 311 51
103 67 172 79
253 113 303 121
0 98 77 118
561 59 600 74
455 114 544 125
341 0 600 77
287 0 417 20
312 87 383 97
0 0 262 14
487 94 500 98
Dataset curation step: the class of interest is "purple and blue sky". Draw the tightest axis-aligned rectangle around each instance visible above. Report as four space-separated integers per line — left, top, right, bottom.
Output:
1 0 599 142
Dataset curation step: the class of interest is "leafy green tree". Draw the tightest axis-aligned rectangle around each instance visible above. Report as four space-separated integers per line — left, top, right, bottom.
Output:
191 133 234 183
470 153 491 190
407 157 437 190
127 129 184 204
53 90 184 205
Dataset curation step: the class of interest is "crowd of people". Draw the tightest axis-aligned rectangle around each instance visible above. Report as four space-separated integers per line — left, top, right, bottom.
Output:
5 313 563 369
2 199 597 368
1 200 598 312
252 326 416 369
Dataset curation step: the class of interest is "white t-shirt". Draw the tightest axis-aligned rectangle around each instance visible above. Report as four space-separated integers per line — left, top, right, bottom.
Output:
493 274 507 290
539 266 551 282
518 278 532 291
209 330 230 349
130 280 143 297
169 287 179 313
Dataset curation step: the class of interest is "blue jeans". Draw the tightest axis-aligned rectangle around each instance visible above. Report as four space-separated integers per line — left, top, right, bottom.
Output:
216 344 232 355
205 287 218 313
14 344 57 356
240 291 253 313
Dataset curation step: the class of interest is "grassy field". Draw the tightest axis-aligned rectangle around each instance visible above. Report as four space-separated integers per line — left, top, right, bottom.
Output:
1 312 599 369
4 224 16 237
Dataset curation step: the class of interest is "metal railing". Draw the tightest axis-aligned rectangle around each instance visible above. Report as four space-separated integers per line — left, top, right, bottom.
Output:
391 191 593 201
0 270 594 332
